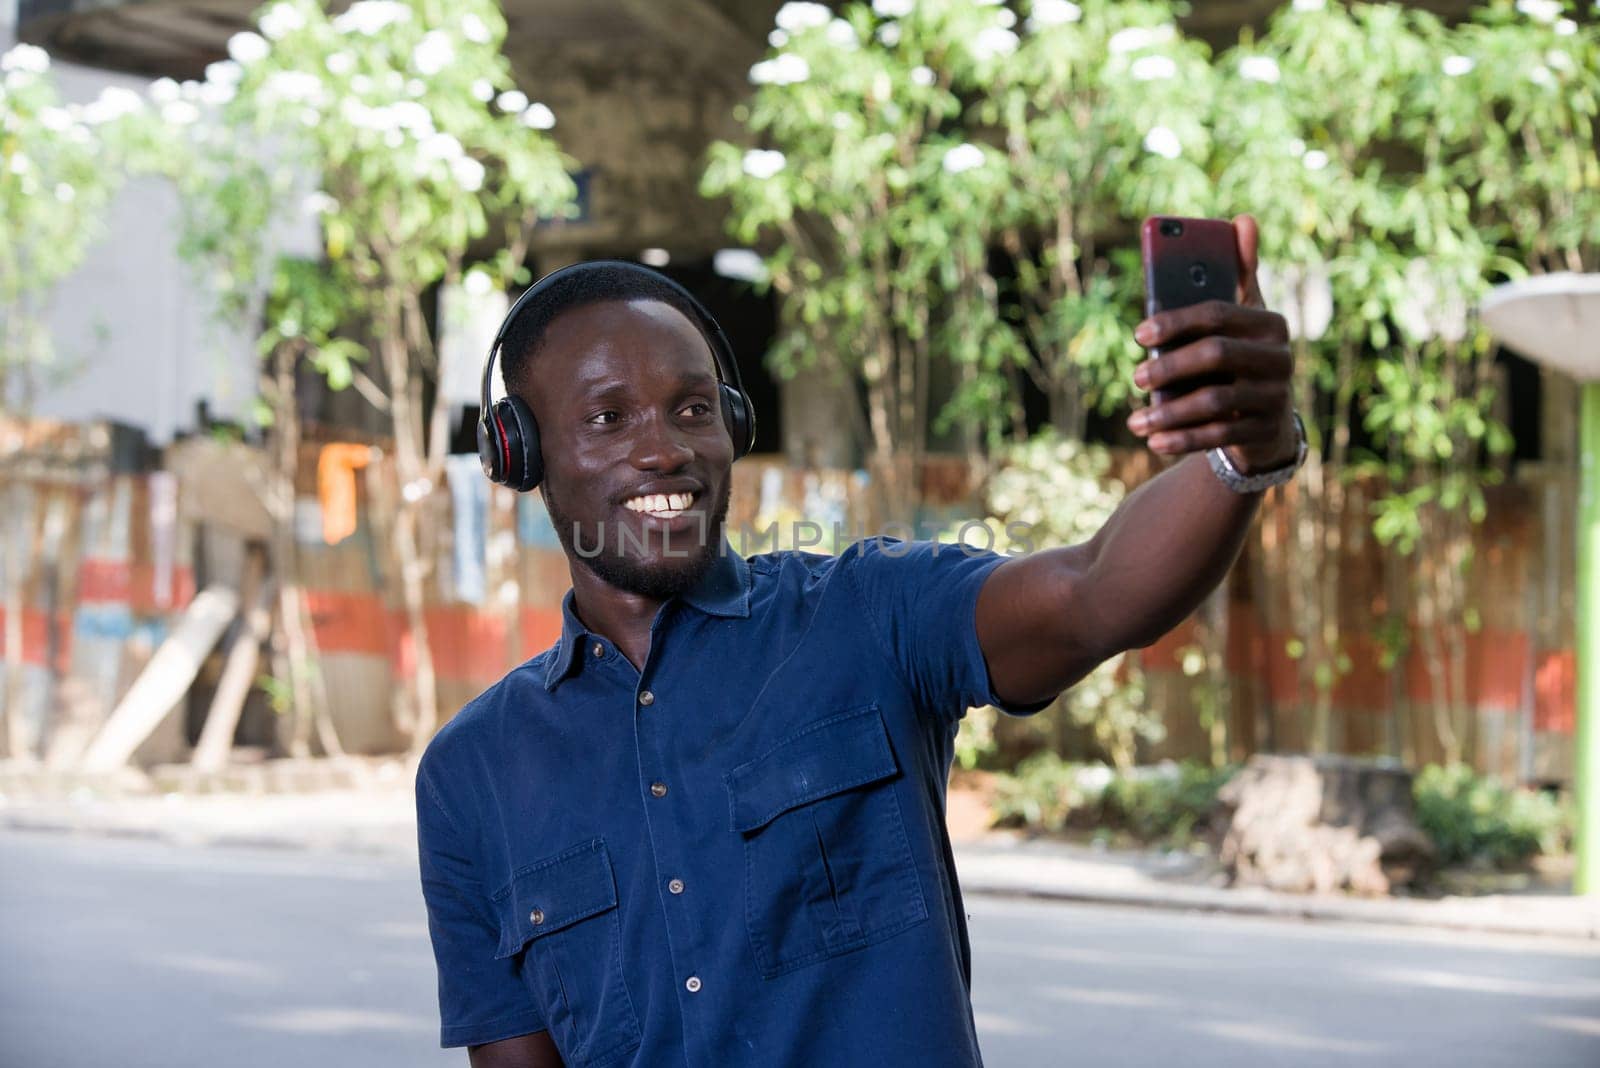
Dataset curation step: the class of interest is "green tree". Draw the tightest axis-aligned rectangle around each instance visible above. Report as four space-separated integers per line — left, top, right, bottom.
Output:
1210 0 1426 756
704 0 1031 518
970 0 1215 441
1363 0 1596 763
174 0 577 752
1441 0 1599 276
1207 0 1596 764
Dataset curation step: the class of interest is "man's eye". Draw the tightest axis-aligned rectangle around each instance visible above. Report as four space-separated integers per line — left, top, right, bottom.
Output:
683 402 713 418
587 411 619 425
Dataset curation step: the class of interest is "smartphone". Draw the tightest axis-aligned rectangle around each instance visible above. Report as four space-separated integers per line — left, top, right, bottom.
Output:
1141 216 1239 407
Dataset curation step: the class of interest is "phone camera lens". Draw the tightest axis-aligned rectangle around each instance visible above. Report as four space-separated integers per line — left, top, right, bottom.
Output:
1160 220 1184 237
1189 264 1208 286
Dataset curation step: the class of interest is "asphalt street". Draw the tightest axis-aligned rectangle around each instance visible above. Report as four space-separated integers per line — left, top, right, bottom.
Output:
2 830 1598 1067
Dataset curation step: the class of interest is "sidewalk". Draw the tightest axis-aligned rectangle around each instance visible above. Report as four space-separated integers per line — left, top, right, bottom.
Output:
952 834 1600 942
3 764 1597 943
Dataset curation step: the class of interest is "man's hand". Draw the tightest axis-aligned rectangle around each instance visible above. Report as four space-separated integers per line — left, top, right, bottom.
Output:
976 219 1302 704
1126 214 1299 475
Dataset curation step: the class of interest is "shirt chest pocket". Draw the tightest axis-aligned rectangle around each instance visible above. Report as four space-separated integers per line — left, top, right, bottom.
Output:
725 703 929 979
493 839 641 1068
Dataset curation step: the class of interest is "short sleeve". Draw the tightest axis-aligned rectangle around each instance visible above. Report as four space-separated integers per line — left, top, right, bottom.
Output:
842 537 1055 723
416 770 547 1049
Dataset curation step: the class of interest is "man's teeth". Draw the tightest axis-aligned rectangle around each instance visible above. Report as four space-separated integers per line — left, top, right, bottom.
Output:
624 492 696 516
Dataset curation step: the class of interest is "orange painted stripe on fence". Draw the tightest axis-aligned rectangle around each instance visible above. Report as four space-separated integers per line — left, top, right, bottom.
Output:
1145 608 1572 731
76 559 133 603
304 589 566 685
1537 652 1576 734
76 559 195 612
303 589 395 657
424 605 513 684
519 606 563 660
1140 618 1196 671
1404 630 1529 713
0 608 64 669
129 563 196 614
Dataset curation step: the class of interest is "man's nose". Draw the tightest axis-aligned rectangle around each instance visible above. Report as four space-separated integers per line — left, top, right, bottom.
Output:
629 411 695 471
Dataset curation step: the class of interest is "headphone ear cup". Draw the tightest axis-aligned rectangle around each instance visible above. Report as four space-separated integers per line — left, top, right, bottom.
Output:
477 413 505 485
494 395 543 492
719 383 755 461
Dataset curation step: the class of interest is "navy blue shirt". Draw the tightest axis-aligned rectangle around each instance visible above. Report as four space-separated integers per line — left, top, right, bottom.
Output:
416 537 1050 1067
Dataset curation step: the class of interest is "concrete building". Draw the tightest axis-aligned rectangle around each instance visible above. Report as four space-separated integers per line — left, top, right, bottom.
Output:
4 1 270 444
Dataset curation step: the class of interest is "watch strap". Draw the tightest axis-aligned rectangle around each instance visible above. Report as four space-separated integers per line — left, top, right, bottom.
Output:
1206 410 1307 494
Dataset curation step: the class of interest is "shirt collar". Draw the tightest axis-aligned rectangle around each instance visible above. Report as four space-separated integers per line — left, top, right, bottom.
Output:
543 537 751 691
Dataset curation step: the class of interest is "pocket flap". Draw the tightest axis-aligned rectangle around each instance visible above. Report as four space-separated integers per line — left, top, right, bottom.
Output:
492 838 617 959
724 704 898 834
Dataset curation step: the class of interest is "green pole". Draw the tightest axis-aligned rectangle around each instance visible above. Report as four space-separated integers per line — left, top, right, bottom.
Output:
1578 382 1600 895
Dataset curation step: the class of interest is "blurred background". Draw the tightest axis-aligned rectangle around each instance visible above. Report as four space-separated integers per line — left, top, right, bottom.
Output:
2 1 1598 1065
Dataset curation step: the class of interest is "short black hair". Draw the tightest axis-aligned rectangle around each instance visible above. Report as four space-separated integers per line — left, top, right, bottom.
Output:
500 262 717 397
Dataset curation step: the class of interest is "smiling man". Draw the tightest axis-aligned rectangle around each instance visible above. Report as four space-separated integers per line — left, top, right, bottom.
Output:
417 226 1303 1068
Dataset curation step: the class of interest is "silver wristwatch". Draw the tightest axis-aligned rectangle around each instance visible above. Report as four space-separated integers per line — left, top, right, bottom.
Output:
1206 410 1307 494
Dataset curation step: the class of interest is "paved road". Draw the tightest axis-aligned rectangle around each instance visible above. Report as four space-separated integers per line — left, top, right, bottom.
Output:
2 831 1598 1067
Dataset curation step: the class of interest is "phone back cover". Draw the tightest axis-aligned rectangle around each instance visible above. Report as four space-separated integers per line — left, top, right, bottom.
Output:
1141 217 1239 325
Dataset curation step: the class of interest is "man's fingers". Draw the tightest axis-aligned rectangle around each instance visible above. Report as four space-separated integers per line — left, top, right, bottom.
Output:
1144 414 1283 456
1135 299 1287 349
1134 336 1292 393
1129 380 1286 438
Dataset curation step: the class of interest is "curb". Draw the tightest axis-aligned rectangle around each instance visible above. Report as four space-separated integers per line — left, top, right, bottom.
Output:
955 875 1600 943
3 820 418 856
0 807 419 858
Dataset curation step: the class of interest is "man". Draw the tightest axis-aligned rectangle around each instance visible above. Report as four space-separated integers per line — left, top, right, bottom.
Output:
418 216 1301 1067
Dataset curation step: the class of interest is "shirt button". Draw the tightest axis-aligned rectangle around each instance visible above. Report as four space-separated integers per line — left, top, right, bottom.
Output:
639 690 655 706
529 908 545 926
591 642 605 659
685 976 702 993
650 781 668 798
668 878 685 895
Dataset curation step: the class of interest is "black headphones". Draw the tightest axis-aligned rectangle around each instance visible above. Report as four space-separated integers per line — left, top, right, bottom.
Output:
477 260 758 492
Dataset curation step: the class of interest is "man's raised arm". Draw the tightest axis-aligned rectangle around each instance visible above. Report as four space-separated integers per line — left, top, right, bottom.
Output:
975 215 1302 707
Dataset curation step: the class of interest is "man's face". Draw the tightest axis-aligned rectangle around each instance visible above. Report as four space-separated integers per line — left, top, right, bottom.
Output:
521 298 734 601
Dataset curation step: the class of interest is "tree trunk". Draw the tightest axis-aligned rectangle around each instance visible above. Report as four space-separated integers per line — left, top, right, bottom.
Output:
398 501 439 754
376 289 441 753
1046 371 1085 442
1381 530 1415 766
262 343 316 758
1199 580 1232 768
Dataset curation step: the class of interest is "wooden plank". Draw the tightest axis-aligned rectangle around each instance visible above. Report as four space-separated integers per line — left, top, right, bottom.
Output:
167 438 275 541
191 549 271 773
79 585 239 772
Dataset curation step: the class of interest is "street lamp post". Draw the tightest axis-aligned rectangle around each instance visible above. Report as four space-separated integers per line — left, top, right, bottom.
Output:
1481 272 1600 895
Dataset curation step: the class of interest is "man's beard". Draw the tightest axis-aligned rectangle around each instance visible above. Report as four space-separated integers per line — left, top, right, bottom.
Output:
541 477 731 601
